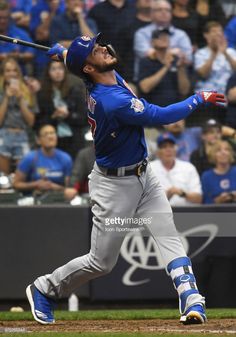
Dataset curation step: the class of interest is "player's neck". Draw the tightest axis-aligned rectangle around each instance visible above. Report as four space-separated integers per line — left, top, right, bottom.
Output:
92 70 117 85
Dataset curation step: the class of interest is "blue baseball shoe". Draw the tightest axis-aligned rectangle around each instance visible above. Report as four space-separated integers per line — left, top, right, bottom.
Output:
180 304 207 325
26 284 55 324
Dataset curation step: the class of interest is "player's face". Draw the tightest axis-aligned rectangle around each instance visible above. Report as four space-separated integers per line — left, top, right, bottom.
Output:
86 44 118 73
49 62 66 83
38 125 58 149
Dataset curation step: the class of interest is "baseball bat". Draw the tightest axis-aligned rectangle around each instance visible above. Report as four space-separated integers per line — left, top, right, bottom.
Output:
0 34 50 51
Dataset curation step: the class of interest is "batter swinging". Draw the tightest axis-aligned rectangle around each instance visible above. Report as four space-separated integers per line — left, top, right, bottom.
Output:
26 33 226 325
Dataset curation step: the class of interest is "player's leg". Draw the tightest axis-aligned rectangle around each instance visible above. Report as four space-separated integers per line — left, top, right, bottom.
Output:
136 164 206 324
27 166 143 324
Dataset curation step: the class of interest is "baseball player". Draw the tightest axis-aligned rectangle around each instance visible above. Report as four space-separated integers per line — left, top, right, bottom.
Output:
26 33 226 325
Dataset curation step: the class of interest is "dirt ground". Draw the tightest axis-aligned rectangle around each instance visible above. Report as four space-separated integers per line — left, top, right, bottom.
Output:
1 319 236 334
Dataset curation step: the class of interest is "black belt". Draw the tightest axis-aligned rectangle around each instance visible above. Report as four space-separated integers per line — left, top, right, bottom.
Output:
106 159 148 177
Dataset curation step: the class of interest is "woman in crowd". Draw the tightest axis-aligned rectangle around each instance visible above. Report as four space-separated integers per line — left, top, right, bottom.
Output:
0 58 37 174
201 140 236 204
171 0 200 48
190 0 226 47
35 60 88 159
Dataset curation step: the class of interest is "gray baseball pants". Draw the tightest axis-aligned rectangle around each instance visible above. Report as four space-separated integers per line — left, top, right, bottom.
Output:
35 162 187 298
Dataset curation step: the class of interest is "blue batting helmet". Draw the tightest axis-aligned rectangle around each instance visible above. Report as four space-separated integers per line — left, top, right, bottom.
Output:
66 33 101 76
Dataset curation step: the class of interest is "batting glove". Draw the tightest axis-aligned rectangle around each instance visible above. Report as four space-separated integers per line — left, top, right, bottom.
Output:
47 43 67 61
196 91 227 107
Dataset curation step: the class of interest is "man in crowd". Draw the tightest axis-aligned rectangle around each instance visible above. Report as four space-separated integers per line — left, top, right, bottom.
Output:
13 124 72 199
150 132 202 206
138 28 190 107
194 21 236 123
50 0 97 48
134 0 192 80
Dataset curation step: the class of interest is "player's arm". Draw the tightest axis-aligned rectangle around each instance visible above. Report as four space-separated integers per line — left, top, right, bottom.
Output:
148 92 226 125
113 92 226 127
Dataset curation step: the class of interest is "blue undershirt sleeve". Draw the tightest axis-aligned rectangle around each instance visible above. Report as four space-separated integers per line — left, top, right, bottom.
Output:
146 95 203 125
114 94 204 127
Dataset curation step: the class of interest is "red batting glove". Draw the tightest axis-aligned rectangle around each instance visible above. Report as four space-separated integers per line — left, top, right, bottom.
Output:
196 91 227 107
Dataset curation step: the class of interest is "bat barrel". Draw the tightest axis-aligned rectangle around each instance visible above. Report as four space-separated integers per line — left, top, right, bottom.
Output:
0 35 50 51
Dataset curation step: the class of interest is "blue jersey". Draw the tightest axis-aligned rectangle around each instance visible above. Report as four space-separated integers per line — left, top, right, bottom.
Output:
87 72 203 168
18 148 72 185
201 166 236 204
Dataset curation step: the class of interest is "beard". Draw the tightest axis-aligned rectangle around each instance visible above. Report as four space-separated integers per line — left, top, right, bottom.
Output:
91 58 118 73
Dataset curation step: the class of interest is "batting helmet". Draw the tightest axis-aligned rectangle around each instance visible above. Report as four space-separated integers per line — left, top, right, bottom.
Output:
66 33 101 76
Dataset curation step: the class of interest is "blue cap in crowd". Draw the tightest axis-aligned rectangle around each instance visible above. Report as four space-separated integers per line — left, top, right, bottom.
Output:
157 132 176 146
66 33 101 76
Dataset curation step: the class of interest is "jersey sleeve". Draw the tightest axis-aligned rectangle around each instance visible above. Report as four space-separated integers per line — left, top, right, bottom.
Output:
104 91 203 127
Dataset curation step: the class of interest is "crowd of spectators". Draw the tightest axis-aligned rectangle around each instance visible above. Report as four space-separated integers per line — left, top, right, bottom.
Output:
0 0 236 206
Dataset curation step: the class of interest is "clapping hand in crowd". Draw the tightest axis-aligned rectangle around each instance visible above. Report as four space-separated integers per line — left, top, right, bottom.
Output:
209 31 228 54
